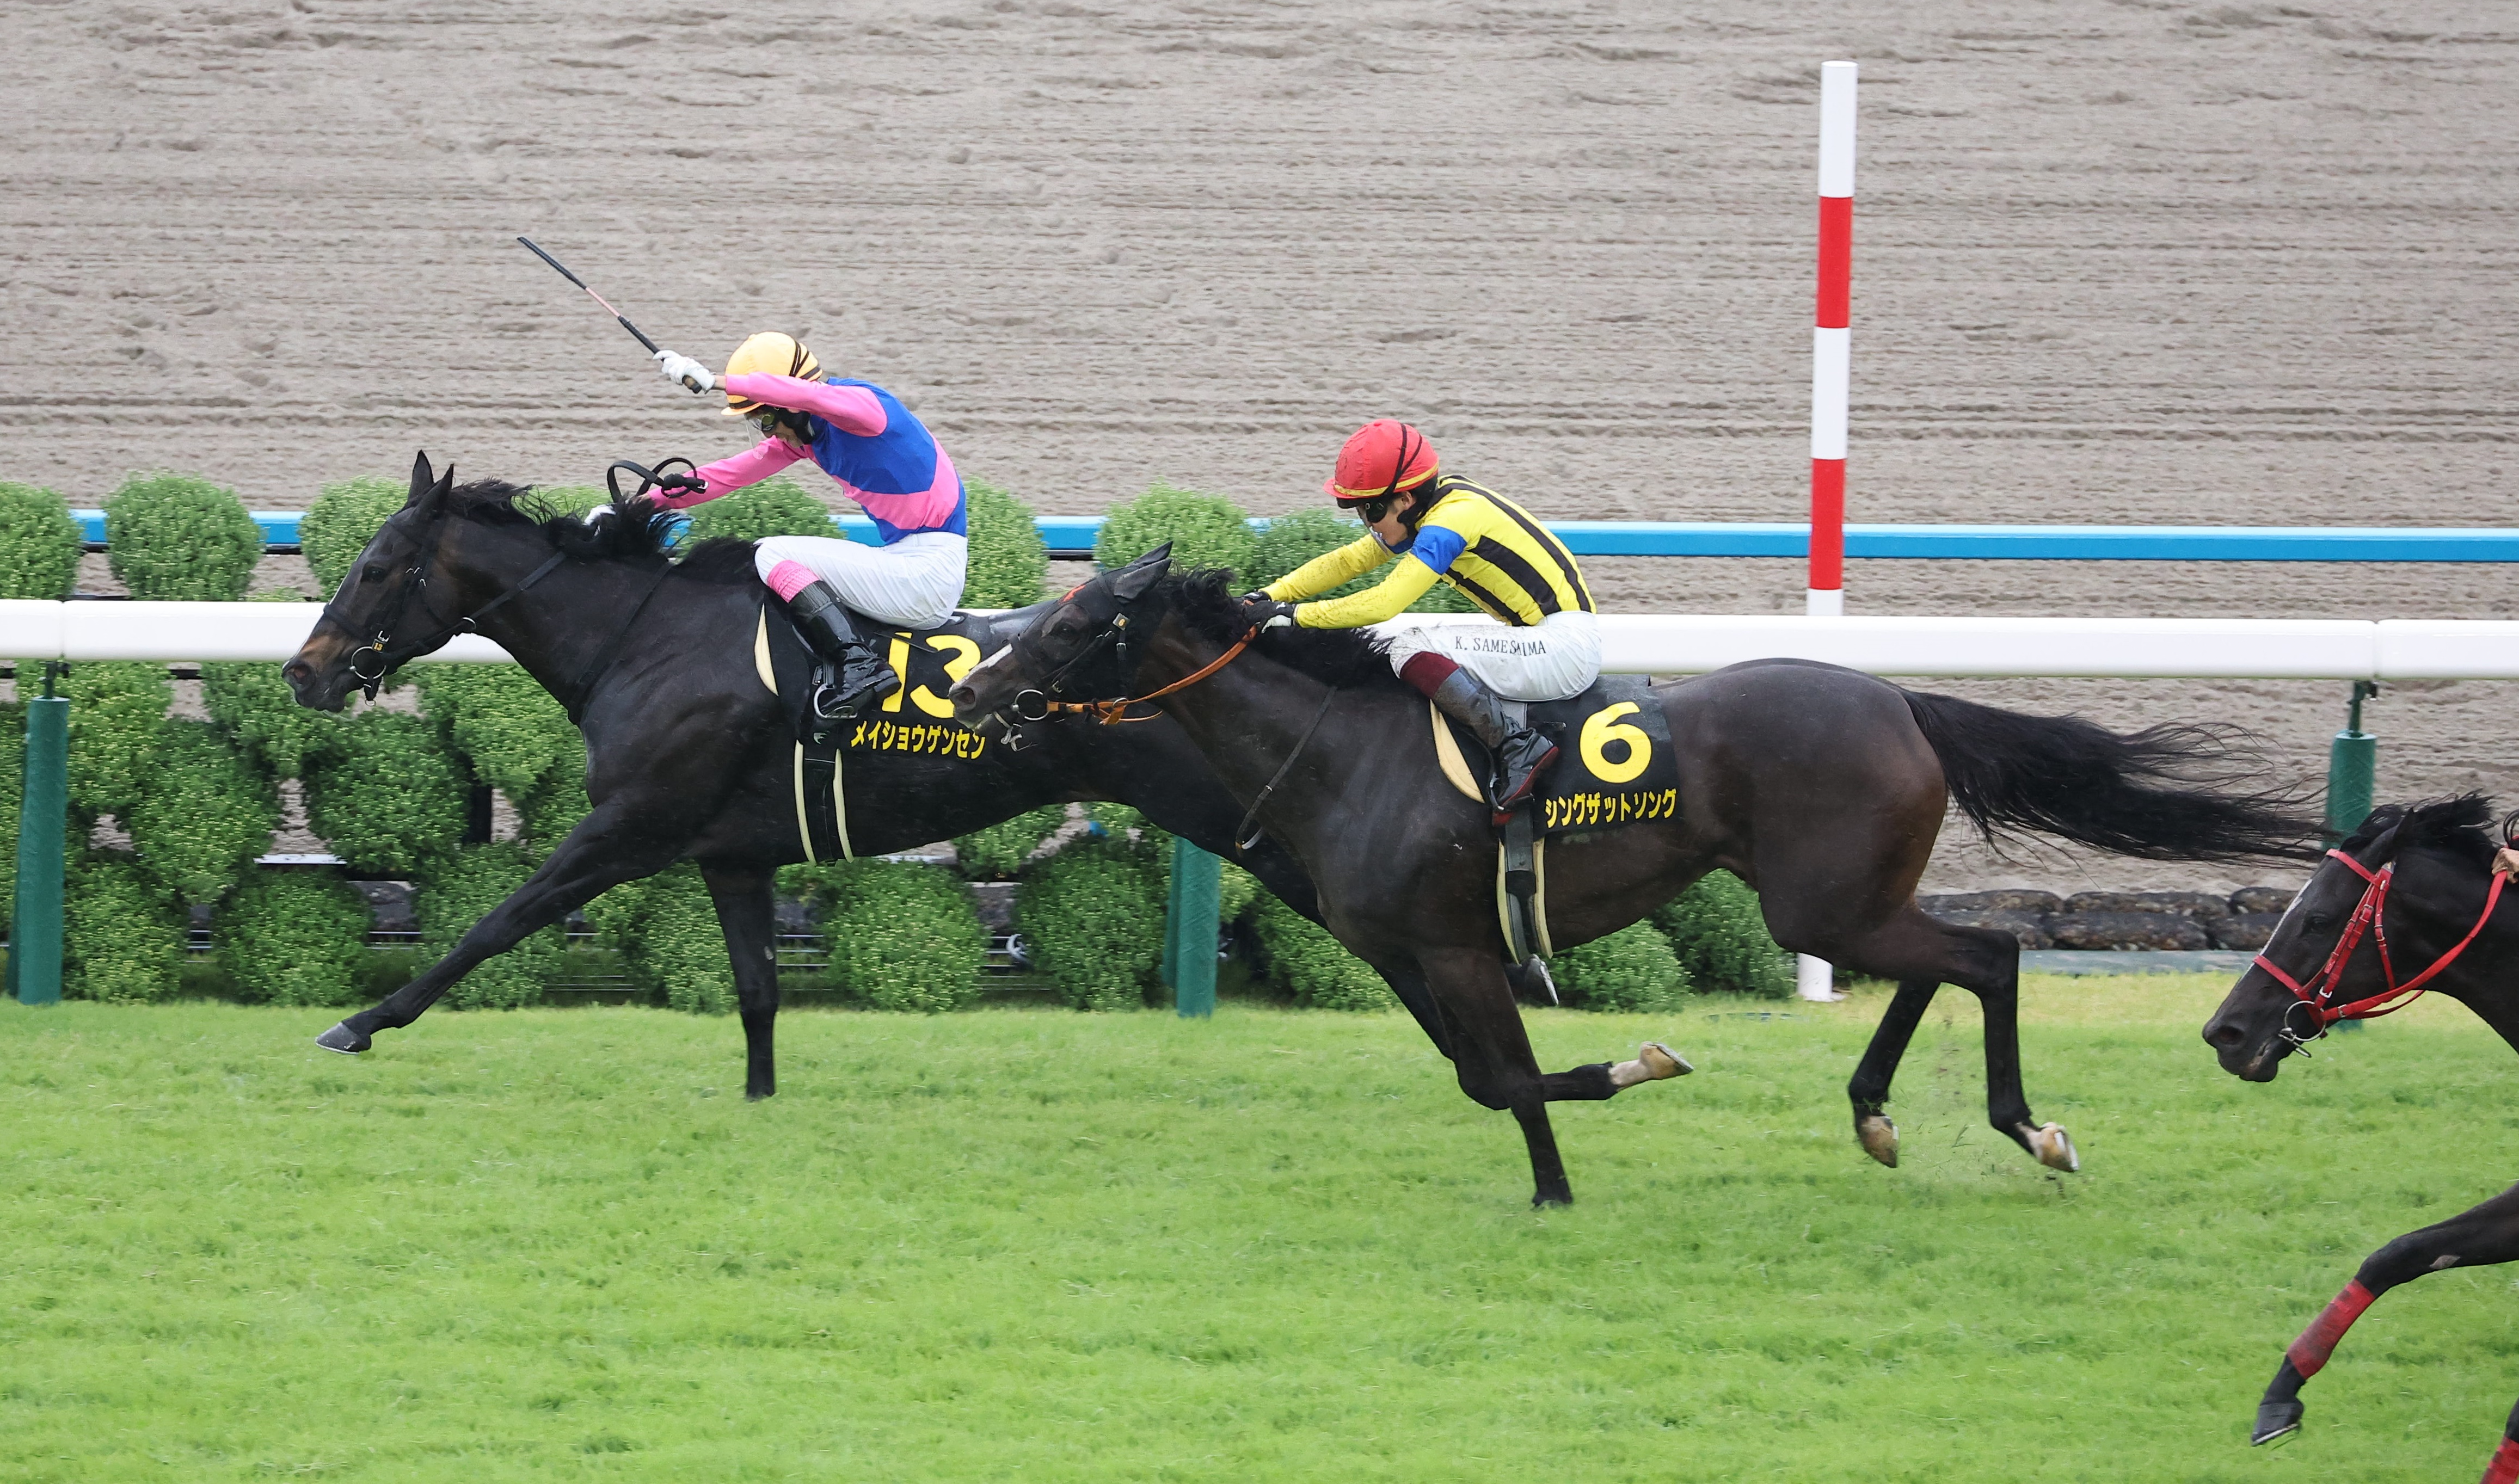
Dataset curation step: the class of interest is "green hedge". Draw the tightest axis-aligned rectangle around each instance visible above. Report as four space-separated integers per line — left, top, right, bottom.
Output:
300 476 407 594
1654 871 1793 998
1095 483 1256 586
953 804 1063 880
1017 841 1163 1011
105 473 262 601
964 478 1049 608
202 657 341 781
216 870 372 1007
1248 893 1394 1011
415 665 580 801
676 475 834 543
65 854 183 1003
302 710 470 876
584 864 733 1014
124 719 277 907
416 843 560 1009
1551 921 1690 1012
812 859 985 1012
62 662 170 819
0 483 83 600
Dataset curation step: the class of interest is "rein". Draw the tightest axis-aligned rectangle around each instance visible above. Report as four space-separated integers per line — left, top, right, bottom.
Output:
1012 606 1258 726
2254 846 2511 1047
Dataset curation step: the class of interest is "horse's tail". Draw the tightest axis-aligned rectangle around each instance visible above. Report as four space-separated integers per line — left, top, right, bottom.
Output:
1900 688 2318 864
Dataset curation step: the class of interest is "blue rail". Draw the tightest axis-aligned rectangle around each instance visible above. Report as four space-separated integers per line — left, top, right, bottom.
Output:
71 511 2519 563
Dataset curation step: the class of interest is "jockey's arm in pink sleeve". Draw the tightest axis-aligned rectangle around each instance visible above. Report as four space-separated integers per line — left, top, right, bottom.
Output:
722 373 887 435
663 438 804 508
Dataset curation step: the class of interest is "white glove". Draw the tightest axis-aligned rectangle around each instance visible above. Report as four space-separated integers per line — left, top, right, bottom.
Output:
653 349 716 394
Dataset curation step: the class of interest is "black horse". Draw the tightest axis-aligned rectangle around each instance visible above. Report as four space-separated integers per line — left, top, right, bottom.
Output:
283 454 1320 1096
952 553 2316 1205
2204 796 2519 1468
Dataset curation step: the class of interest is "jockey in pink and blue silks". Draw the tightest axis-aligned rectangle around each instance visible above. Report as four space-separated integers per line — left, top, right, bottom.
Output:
649 332 967 719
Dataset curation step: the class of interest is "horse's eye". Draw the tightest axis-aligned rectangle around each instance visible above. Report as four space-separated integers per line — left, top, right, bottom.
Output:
361 564 385 582
2303 913 2333 931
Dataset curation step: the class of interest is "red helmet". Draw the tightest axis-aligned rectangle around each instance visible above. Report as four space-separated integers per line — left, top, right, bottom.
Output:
1325 420 1440 504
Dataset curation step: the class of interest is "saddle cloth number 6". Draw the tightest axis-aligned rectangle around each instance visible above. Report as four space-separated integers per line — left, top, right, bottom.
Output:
1579 701 1653 785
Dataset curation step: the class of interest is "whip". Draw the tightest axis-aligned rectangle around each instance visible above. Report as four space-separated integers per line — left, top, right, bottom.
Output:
516 237 708 390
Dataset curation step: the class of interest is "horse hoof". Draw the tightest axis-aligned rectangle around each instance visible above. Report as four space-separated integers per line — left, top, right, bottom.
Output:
314 1022 371 1055
1639 1042 1692 1079
1531 1191 1572 1209
2250 1397 2303 1446
1857 1114 1899 1168
2025 1122 2080 1173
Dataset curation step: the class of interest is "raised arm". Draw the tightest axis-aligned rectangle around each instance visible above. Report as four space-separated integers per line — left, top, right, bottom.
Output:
661 438 806 509
721 373 888 436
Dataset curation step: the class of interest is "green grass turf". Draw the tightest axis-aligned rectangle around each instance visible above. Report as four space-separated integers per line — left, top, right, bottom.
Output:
4 978 2515 1481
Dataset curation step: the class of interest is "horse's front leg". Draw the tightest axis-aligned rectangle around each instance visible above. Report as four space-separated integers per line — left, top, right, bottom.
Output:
1417 946 1574 1206
315 808 683 1054
2253 1181 2519 1453
701 864 781 1100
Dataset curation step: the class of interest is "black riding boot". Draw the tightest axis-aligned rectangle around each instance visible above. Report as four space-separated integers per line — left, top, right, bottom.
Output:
784 580 900 719
1429 669 1559 814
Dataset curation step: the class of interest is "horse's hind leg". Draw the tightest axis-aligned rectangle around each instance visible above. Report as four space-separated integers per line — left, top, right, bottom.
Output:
1418 945 1574 1206
702 864 781 1101
2252 1181 2519 1450
1844 979 1942 1167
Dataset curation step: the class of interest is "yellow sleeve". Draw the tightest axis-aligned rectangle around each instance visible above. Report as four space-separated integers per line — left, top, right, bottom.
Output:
1262 534 1391 601
1295 555 1443 629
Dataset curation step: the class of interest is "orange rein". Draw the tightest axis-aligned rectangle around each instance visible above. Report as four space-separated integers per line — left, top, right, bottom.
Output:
1037 625 1258 725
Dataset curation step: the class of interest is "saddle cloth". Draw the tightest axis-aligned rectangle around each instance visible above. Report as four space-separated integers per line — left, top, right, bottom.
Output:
756 604 1004 863
1430 674 1681 838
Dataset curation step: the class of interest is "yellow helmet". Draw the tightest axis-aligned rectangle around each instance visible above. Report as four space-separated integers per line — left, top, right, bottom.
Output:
721 332 822 416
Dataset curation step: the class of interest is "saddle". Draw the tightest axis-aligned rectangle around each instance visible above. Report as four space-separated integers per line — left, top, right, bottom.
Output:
757 602 1009 862
1428 675 1682 992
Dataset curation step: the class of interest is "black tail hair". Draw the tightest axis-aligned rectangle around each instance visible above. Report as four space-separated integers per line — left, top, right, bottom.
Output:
1902 688 2318 864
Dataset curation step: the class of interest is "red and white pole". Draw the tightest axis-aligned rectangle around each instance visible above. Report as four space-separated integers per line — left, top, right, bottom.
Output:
1798 60 1856 1005
1805 59 1856 619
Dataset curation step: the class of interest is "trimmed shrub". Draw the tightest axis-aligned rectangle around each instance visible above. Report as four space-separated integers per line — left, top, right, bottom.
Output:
816 859 985 1012
1217 861 1259 923
0 483 83 600
511 769 592 863
1017 841 1163 1011
202 653 342 781
105 473 262 601
125 720 278 907
300 475 407 594
65 854 183 1003
63 662 170 818
415 843 558 1009
415 665 580 799
963 478 1049 608
216 869 372 1007
1247 894 1392 1010
1655 870 1793 998
1551 921 1691 1012
583 864 734 1014
953 804 1064 880
1095 482 1256 586
677 475 836 544
302 710 469 876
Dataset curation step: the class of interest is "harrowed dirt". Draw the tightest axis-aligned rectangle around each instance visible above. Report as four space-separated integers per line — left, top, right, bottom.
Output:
5 983 2516 1481
3 2 2515 893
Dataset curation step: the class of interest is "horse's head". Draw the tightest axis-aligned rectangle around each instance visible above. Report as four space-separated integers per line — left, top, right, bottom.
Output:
949 545 1172 733
285 452 470 711
2202 797 2503 1080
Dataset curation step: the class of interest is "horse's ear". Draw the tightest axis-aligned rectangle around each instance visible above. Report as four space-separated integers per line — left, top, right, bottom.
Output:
1108 543 1171 601
404 451 435 507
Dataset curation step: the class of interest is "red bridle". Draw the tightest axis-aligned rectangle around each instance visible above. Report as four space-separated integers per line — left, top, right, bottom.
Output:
2252 846 2509 1035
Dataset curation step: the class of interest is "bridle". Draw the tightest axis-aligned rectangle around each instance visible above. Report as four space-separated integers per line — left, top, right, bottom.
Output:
2254 843 2511 1051
326 459 690 706
1005 581 1255 729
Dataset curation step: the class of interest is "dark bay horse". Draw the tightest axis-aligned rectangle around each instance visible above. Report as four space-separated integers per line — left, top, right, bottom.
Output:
953 553 2315 1206
2204 796 2519 1468
284 454 1321 1096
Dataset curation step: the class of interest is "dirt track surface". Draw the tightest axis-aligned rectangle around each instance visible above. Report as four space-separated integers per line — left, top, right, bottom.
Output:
4 0 2515 891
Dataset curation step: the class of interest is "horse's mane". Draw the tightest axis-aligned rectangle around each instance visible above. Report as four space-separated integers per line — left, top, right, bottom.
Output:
446 479 760 583
2342 793 2503 867
1164 569 1404 692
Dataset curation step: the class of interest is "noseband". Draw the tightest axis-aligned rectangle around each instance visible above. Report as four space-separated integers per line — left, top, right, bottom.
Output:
1001 586 1256 731
2254 845 2509 1050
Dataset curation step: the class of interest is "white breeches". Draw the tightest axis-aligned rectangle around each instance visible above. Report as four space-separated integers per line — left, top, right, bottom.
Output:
1380 609 1600 702
754 532 968 631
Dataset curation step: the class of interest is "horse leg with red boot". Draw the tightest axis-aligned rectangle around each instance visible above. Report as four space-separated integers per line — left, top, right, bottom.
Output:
2252 1181 2519 1448
701 864 782 1101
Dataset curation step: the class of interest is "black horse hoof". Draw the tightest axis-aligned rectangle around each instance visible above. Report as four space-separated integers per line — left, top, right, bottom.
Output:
314 1022 372 1055
1531 1191 1572 1209
2250 1398 2304 1446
